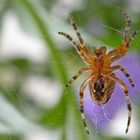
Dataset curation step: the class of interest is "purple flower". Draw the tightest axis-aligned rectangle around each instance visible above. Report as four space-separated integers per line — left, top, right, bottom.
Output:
84 53 140 132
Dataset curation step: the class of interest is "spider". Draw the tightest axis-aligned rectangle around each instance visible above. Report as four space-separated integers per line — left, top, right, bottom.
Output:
58 11 139 134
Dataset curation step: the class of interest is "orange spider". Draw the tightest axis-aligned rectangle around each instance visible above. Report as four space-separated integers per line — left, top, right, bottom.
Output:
58 11 139 134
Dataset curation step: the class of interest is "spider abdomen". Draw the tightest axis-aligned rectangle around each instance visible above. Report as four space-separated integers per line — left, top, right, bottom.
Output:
89 76 115 106
94 78 105 95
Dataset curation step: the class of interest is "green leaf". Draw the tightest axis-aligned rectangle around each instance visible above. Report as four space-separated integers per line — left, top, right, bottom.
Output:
39 95 66 127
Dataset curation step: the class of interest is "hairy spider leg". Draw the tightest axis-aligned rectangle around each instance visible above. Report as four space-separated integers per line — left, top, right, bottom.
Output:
109 73 132 133
106 42 128 63
109 29 139 62
111 65 134 87
58 32 93 64
122 11 131 41
106 11 131 58
121 11 139 49
66 68 92 87
70 16 92 58
128 29 140 46
106 13 139 61
58 32 81 51
79 75 95 134
70 15 84 45
107 46 128 63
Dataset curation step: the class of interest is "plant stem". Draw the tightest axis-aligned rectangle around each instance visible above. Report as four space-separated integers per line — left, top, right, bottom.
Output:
15 0 88 139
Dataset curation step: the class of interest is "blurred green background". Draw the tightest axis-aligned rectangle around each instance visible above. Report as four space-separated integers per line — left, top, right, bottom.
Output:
0 0 140 140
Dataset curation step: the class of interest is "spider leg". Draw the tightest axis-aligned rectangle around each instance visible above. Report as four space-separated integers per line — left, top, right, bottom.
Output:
109 73 132 133
111 65 134 87
79 75 95 134
106 43 128 63
58 32 81 52
122 11 131 41
106 48 127 63
107 12 139 61
70 16 91 56
66 68 92 87
128 29 140 47
58 32 93 64
107 29 140 62
121 11 139 49
106 49 117 57
70 16 84 45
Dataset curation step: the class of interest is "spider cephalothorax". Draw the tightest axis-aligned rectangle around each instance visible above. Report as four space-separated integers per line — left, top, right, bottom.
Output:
93 47 107 58
58 11 138 134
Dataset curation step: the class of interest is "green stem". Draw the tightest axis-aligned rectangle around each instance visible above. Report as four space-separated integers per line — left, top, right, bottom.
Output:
16 0 88 139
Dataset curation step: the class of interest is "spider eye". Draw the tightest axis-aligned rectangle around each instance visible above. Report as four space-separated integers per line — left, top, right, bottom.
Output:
100 46 107 53
100 46 106 49
93 47 107 57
